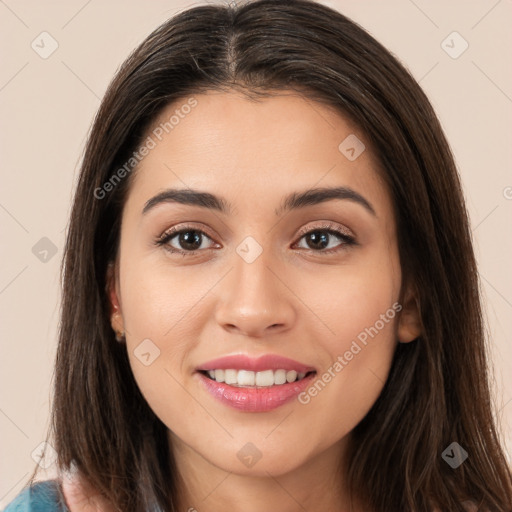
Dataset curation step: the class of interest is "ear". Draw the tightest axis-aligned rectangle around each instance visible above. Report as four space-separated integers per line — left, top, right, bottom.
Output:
397 282 422 343
106 261 124 336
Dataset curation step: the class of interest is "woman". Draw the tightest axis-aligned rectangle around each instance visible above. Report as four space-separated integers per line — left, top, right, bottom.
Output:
5 0 512 510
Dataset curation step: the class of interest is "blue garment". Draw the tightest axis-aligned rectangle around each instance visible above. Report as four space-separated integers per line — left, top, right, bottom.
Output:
3 480 69 512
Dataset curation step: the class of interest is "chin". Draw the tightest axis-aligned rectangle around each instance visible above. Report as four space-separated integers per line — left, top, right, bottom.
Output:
202 434 316 477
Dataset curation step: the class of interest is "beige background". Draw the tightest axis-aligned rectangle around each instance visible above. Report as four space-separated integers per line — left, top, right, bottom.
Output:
1 0 511 507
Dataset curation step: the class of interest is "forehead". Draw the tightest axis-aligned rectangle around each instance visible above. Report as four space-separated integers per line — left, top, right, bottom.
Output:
125 90 392 220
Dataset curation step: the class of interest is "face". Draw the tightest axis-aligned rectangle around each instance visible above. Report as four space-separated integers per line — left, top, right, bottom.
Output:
108 90 420 479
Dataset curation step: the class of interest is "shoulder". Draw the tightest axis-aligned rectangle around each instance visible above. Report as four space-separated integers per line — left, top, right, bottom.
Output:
3 480 69 512
60 470 117 512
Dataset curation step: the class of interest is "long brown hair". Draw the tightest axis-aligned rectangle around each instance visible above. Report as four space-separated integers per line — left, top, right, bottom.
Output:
25 0 512 510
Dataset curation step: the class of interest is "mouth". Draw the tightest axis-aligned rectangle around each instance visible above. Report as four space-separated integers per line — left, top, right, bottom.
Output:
194 353 317 412
198 368 316 387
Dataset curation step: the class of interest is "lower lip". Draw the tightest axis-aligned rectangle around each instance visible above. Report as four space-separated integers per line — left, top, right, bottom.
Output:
196 371 317 412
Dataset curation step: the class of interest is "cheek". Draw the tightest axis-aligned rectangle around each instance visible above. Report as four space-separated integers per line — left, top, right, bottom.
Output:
299 252 399 349
293 261 399 432
120 258 212 346
117 261 201 399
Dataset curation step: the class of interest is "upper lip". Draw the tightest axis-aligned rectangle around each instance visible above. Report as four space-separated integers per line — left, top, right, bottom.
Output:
196 354 316 374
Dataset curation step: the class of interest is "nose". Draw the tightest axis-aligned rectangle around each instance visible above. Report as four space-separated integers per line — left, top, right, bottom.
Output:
214 248 296 339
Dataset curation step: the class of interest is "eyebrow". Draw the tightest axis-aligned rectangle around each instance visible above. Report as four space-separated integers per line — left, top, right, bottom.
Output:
142 186 376 217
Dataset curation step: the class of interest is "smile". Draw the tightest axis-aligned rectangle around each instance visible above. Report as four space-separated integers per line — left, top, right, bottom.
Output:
201 368 312 387
195 353 317 412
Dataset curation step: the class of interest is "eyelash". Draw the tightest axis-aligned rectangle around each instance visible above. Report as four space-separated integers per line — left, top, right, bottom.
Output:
154 222 357 257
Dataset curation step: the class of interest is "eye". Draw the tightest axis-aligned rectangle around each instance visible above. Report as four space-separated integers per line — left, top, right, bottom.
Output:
155 225 217 255
293 222 356 254
155 221 356 257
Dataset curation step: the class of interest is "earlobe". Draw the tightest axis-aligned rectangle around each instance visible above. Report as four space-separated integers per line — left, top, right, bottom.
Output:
106 262 125 341
397 284 422 343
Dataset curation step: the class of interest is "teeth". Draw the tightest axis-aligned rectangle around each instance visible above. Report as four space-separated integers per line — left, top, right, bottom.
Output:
238 370 255 386
274 369 286 385
286 370 297 383
204 369 311 387
255 370 274 386
224 369 238 384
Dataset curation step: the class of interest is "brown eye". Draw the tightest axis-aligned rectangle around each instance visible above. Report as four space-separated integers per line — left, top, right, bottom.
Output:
294 223 356 254
156 226 216 254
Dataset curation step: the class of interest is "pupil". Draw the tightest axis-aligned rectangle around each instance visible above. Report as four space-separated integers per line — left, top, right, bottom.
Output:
308 231 328 250
180 231 201 250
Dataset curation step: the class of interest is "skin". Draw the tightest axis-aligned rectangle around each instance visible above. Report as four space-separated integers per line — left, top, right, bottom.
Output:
66 90 421 512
